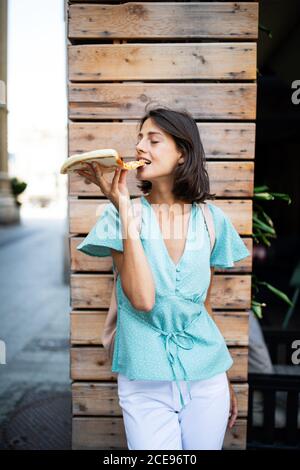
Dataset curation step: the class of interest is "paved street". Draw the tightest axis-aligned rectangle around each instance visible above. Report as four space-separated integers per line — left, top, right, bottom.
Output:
0 204 71 449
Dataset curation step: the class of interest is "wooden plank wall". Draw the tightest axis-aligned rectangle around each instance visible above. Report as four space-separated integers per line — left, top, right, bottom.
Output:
66 0 257 450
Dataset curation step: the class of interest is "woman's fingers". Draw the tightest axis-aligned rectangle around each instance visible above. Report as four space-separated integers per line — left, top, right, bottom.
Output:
118 168 128 183
75 169 90 177
85 161 98 176
228 395 238 428
90 161 103 176
75 168 92 176
75 170 98 185
81 162 102 182
76 163 129 207
92 162 113 195
111 167 122 192
76 164 112 193
229 411 237 428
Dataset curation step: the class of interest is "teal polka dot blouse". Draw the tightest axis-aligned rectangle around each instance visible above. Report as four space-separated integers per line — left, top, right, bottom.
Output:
76 196 251 408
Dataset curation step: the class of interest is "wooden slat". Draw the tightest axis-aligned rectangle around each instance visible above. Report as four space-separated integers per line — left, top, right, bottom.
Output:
71 242 113 272
70 0 258 1
69 198 253 235
214 311 249 346
70 273 252 309
223 418 247 450
69 2 258 40
69 122 256 160
69 161 254 198
72 416 126 450
71 236 253 272
70 346 248 382
72 416 247 450
69 83 256 120
72 381 249 417
70 310 249 347
68 43 256 81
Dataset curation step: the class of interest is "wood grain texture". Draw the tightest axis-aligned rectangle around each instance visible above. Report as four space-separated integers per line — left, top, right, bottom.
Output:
68 43 256 81
70 273 252 309
72 381 249 417
69 198 253 235
69 161 254 197
70 310 249 346
70 346 248 382
68 122 256 159
69 83 257 120
69 2 258 40
71 236 253 272
72 416 247 449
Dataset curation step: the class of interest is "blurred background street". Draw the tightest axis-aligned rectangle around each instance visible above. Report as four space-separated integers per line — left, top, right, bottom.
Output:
0 202 71 449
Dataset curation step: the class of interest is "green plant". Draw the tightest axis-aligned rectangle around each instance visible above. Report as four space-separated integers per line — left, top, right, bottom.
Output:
251 185 293 319
10 176 27 207
256 23 273 77
258 23 273 39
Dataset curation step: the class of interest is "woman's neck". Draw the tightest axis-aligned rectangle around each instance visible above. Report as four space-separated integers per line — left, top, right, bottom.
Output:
144 194 193 213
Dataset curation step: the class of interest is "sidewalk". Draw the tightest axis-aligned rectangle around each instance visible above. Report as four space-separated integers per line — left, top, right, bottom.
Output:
0 203 72 449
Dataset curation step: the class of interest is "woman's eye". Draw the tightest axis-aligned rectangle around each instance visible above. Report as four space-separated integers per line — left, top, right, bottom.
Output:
135 140 159 145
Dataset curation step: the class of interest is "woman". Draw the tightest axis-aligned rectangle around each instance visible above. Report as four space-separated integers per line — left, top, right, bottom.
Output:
75 106 251 450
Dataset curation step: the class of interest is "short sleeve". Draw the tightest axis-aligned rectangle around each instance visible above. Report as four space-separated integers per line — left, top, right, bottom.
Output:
207 203 251 268
76 202 123 257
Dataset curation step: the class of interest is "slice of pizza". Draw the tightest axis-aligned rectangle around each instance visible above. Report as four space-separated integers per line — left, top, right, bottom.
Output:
60 148 148 174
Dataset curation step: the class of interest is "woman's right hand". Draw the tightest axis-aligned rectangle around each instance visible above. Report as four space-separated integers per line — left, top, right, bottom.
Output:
75 162 131 212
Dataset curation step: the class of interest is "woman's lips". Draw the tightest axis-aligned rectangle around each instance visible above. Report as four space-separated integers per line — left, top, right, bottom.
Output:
137 160 151 168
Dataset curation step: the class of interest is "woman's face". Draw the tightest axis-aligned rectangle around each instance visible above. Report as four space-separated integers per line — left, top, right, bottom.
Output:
135 118 184 181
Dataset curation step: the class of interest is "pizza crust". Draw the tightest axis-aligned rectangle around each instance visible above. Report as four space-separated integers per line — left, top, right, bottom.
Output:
60 148 147 174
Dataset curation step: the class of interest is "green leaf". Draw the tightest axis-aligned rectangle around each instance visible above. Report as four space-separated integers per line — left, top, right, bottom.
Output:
254 192 274 201
253 217 276 235
254 185 270 193
251 301 264 319
258 281 293 307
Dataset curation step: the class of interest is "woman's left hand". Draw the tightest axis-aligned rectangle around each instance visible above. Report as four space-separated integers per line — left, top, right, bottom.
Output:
228 379 238 429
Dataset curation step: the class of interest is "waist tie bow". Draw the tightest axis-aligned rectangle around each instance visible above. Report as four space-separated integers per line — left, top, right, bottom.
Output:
126 298 205 410
159 330 195 409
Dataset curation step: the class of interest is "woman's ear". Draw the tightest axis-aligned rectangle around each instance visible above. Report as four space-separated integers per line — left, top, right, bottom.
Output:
178 154 185 165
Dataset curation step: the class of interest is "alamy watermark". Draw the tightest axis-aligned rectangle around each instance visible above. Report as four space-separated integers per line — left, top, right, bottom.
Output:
291 80 300 104
0 340 6 365
95 200 206 253
291 339 300 365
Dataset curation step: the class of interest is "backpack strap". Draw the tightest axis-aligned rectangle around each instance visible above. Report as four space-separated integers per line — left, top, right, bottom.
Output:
198 202 216 254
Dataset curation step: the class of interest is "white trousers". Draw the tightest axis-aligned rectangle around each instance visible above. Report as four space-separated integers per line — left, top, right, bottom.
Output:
117 371 231 450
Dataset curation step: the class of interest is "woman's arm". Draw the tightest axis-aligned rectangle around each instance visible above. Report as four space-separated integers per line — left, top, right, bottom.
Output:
111 200 156 312
76 164 156 313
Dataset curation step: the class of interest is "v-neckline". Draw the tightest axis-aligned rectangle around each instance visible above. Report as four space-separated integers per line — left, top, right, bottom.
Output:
141 196 194 269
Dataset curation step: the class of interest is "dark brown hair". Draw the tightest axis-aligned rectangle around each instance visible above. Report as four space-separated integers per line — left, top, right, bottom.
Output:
135 104 216 204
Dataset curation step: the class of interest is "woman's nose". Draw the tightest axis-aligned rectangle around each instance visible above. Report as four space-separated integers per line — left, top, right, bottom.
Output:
136 144 147 154
136 139 149 153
